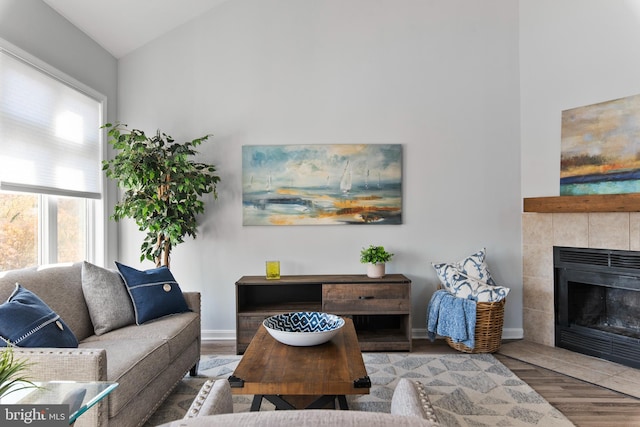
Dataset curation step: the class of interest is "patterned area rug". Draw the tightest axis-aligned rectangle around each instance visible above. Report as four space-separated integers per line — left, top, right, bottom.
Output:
144 353 575 426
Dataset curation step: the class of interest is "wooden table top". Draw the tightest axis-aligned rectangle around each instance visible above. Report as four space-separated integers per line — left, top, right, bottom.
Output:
230 317 370 396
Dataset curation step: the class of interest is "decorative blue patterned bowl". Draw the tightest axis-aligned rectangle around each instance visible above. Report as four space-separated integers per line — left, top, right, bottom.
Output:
263 312 345 346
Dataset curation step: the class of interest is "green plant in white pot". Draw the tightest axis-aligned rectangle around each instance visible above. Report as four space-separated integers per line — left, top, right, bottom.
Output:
360 245 394 278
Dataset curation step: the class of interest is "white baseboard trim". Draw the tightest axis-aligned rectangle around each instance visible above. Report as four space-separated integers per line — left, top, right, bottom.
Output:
202 330 236 341
202 328 525 342
501 328 524 340
411 328 429 340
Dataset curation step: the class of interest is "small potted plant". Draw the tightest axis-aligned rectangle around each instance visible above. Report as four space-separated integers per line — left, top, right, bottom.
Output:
0 347 38 399
360 245 394 278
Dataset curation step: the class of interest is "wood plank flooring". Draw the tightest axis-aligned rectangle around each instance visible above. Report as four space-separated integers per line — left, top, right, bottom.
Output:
202 339 640 426
494 354 640 427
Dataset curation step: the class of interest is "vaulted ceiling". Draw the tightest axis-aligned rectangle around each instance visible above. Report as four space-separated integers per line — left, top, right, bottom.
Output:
42 0 229 58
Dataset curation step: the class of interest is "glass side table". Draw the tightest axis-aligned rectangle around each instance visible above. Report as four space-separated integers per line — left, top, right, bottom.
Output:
1 381 118 425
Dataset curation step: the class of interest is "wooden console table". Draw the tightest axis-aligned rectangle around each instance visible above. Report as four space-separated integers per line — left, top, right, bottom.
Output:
235 274 412 354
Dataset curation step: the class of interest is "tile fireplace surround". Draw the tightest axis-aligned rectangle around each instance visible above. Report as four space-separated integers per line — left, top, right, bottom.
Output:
522 211 640 346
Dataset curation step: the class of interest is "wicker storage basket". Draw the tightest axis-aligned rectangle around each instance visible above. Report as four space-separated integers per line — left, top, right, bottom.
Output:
445 298 506 353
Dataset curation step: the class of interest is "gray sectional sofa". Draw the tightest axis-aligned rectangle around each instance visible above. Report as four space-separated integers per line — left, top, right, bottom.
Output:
0 262 201 427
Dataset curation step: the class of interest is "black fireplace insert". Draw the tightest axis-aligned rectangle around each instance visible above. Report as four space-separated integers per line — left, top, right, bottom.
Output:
554 246 640 369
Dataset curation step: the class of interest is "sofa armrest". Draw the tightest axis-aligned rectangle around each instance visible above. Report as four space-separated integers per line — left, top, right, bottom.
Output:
13 348 107 382
391 379 439 425
183 292 201 314
184 379 233 418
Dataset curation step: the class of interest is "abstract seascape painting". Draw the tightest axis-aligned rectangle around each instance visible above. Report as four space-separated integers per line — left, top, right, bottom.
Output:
242 144 402 225
561 93 640 195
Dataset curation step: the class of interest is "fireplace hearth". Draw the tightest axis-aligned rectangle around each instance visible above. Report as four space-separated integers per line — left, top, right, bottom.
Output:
554 246 640 369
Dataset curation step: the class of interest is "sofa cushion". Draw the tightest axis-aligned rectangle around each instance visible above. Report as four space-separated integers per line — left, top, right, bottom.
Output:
82 311 200 361
79 337 171 418
107 340 199 427
0 284 78 348
0 263 93 341
81 262 135 335
115 262 190 324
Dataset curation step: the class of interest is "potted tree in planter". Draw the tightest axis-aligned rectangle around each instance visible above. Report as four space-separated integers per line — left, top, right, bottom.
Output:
360 245 394 278
102 123 221 268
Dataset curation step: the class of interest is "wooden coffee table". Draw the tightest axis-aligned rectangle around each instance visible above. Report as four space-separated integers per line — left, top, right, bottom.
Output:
228 317 370 411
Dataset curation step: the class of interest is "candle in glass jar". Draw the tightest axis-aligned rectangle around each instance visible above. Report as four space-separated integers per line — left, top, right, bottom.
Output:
266 261 280 280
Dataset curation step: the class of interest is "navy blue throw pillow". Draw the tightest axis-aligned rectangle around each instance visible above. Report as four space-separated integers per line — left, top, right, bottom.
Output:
0 284 78 348
115 262 190 324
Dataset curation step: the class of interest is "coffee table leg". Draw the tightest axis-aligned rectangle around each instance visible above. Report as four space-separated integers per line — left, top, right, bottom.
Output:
263 395 297 410
252 394 350 410
305 395 336 409
337 395 349 410
250 395 263 411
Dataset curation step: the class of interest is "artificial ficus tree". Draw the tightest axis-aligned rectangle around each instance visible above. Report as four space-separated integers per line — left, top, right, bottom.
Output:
102 123 220 268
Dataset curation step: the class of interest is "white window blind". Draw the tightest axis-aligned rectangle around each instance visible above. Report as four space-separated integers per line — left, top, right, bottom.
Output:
0 48 103 199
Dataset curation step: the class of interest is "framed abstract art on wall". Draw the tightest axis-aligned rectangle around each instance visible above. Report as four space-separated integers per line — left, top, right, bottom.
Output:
561 93 640 195
242 144 402 226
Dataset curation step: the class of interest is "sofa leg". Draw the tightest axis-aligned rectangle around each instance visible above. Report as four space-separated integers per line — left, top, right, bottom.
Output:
189 362 199 377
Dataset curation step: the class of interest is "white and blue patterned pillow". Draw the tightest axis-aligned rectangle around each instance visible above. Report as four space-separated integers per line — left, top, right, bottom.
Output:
432 262 461 294
433 248 495 287
440 269 509 302
456 248 496 285
432 248 508 302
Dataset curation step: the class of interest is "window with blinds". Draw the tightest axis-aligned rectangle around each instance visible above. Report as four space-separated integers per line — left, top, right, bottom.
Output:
0 42 106 269
0 48 103 199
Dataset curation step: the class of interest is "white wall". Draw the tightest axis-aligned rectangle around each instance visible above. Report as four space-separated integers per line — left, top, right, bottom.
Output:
0 0 116 113
117 0 522 338
520 0 640 198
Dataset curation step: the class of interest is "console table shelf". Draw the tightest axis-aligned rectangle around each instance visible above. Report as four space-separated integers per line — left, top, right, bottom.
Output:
240 302 324 314
235 274 412 354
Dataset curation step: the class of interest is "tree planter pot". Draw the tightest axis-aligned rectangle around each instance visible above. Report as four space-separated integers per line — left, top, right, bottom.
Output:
367 263 386 278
